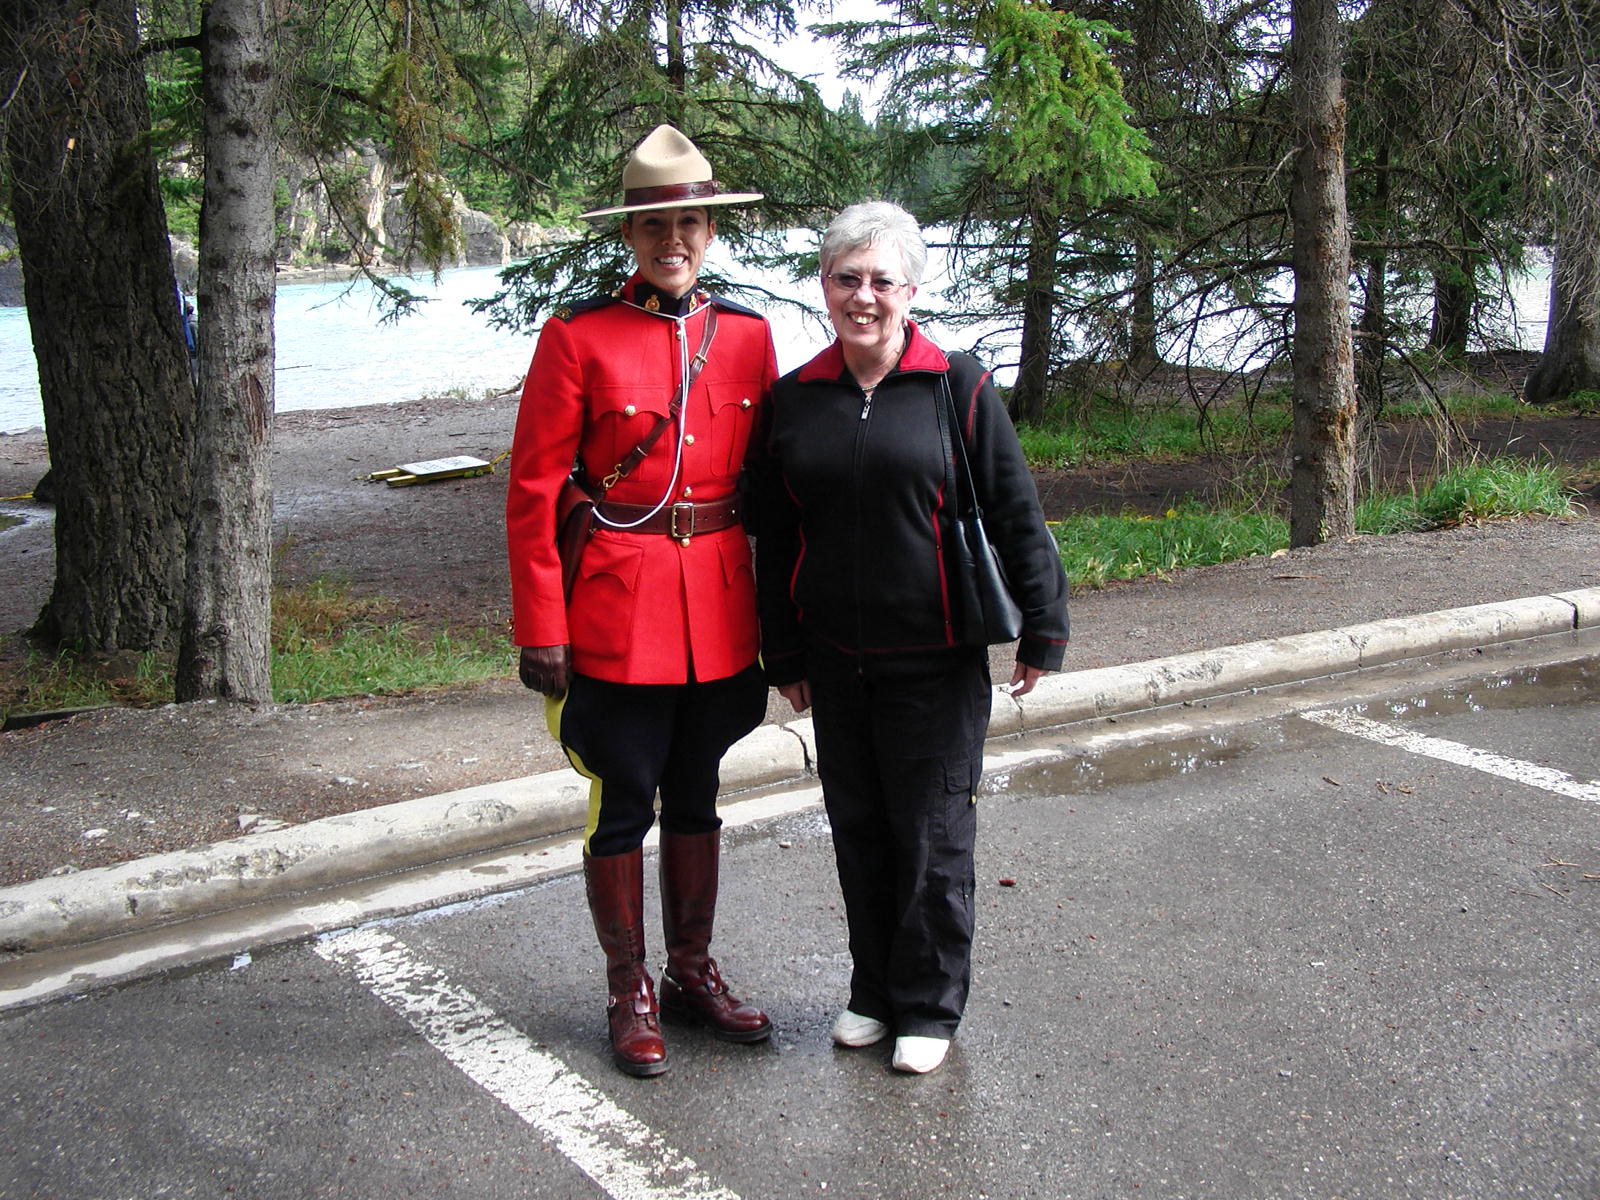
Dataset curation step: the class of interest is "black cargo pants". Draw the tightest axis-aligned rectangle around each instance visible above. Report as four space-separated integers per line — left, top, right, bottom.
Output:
807 642 991 1039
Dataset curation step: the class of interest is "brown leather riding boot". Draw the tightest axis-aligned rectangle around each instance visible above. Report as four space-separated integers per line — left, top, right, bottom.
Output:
584 849 668 1077
658 830 773 1043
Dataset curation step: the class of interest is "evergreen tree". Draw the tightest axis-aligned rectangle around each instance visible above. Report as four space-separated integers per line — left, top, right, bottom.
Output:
824 0 1156 424
1454 0 1600 403
474 0 868 329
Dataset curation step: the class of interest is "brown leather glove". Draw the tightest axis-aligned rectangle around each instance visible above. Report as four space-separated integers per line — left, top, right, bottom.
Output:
519 644 572 697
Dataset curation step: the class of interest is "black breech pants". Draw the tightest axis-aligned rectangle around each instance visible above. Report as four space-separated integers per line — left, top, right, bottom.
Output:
553 665 767 857
807 644 991 1039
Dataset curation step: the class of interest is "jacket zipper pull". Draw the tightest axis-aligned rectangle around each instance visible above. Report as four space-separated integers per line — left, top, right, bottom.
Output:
859 385 875 420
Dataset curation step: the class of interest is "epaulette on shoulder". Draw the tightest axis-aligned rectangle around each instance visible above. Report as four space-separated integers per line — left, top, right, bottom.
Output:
549 293 619 323
707 293 764 320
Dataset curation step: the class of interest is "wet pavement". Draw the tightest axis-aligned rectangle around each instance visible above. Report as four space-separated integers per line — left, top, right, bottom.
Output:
3 642 1596 1199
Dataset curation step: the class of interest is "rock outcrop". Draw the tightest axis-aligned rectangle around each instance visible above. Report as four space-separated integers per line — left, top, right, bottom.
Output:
274 145 560 273
4 149 560 311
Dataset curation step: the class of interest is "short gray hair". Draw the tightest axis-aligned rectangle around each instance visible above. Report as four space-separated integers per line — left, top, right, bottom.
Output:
818 201 927 286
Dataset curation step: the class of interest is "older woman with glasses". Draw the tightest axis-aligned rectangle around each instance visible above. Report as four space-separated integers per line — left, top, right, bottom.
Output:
750 201 1070 1074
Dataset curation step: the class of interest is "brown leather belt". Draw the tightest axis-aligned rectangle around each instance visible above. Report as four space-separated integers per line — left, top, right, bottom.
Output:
594 495 742 542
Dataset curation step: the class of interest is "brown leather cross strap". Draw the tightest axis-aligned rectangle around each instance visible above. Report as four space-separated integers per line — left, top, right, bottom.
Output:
594 494 740 540
601 307 718 488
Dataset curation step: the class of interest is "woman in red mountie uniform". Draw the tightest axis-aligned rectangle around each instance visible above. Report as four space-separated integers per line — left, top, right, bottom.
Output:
505 126 777 1078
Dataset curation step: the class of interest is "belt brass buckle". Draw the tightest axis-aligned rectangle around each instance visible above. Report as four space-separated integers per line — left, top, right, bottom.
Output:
670 502 695 543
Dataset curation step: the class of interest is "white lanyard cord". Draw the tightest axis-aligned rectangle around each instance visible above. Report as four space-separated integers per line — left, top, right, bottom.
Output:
592 312 690 530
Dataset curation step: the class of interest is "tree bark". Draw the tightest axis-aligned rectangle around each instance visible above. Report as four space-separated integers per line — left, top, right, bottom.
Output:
1288 0 1357 548
1524 223 1600 404
1127 236 1161 376
1010 195 1059 426
1 0 196 650
1428 259 1474 359
664 0 686 93
175 0 277 702
1354 135 1390 480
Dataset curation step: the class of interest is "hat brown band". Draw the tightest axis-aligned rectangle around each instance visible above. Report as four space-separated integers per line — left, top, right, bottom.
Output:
622 180 722 208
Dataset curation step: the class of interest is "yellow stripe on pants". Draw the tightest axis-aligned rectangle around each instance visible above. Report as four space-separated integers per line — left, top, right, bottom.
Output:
546 690 605 854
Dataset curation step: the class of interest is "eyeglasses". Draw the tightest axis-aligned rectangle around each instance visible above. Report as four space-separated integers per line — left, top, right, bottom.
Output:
824 272 911 297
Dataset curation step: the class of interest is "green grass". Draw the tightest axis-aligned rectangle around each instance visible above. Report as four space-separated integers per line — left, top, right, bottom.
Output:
1015 388 1581 470
1 578 514 719
1355 457 1578 534
269 578 512 704
1378 392 1525 422
1056 457 1580 588
0 645 173 715
1016 404 1292 467
271 623 511 705
1055 501 1288 587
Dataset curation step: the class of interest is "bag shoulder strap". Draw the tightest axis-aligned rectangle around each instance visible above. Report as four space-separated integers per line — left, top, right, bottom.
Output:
939 373 981 518
933 371 959 517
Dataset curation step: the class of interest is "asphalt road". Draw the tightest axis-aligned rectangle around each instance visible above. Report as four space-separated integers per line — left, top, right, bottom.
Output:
3 648 1597 1200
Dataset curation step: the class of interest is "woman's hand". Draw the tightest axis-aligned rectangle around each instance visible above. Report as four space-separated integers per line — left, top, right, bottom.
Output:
778 680 811 713
519 644 572 697
1005 663 1045 698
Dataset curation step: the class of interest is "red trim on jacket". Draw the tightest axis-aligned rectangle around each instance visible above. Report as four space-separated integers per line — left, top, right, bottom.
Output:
794 321 950 383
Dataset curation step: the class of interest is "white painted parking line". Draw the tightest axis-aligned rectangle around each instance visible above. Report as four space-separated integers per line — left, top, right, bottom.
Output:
315 928 740 1200
1300 709 1600 805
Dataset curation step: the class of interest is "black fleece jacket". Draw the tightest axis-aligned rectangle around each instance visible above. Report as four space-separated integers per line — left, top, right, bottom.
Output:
749 322 1069 686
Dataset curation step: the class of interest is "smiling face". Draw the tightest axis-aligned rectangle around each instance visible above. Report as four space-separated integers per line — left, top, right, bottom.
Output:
622 207 713 297
823 240 917 380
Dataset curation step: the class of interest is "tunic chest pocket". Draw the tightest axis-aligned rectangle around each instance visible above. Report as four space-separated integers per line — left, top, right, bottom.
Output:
706 384 758 479
588 388 671 484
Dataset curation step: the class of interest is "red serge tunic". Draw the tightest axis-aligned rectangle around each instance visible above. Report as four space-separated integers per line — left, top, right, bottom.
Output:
505 279 777 685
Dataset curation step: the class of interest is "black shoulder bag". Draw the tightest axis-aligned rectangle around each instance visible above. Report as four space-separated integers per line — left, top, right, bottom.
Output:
935 374 1024 645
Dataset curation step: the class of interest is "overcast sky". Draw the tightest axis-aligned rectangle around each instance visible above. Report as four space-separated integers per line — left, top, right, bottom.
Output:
758 0 891 113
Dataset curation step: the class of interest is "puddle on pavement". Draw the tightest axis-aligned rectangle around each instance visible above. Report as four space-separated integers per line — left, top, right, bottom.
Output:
982 726 1276 796
986 654 1598 797
1344 655 1599 721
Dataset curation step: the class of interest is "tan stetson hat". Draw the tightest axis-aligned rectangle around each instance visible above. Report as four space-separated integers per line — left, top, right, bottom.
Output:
578 125 764 219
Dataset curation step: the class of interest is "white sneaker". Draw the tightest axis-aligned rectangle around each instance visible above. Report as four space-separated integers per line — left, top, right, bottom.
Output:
831 1009 889 1047
891 1035 950 1074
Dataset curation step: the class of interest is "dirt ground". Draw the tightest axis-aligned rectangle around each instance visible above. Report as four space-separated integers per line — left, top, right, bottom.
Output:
0 374 1598 888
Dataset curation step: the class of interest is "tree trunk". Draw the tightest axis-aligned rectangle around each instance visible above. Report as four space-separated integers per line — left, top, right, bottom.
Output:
1428 258 1474 359
0 0 196 650
1354 136 1390 480
1288 0 1357 548
1354 246 1385 482
175 0 277 702
1010 196 1058 426
1127 237 1161 376
1524 225 1600 405
664 0 686 93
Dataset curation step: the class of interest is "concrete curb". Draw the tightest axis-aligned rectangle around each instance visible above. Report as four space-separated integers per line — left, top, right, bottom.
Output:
3 587 1596 956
